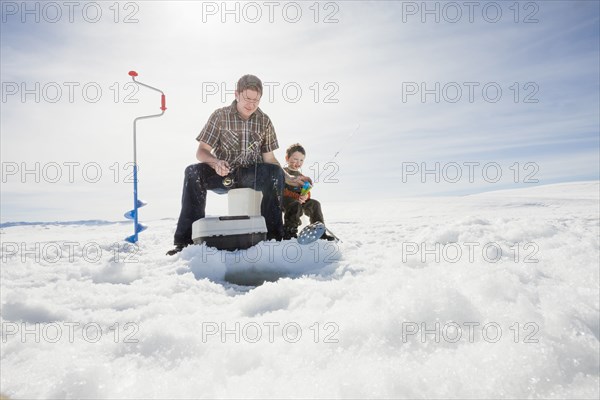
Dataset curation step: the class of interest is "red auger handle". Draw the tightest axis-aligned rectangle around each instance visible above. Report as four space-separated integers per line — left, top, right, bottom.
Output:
128 70 166 110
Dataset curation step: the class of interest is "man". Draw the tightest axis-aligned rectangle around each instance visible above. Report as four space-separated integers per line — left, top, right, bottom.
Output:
167 74 309 255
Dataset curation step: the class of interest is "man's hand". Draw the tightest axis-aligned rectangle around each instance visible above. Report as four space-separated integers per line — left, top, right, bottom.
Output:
213 159 230 176
289 174 312 187
197 142 230 176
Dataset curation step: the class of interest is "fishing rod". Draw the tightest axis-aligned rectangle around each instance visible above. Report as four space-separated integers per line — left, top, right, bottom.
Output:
295 124 360 244
305 123 360 186
222 140 262 187
329 124 360 163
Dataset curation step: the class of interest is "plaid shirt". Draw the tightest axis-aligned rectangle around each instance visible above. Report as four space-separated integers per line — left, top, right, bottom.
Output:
196 101 279 167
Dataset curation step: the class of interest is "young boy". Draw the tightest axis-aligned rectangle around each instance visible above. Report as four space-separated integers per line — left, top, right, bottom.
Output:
282 143 334 240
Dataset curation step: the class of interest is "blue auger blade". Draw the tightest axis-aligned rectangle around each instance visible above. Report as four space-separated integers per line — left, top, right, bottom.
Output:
136 223 148 233
124 209 136 220
137 199 147 207
125 234 137 244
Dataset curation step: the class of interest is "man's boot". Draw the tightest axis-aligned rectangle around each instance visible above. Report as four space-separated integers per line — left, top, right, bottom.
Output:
166 243 189 256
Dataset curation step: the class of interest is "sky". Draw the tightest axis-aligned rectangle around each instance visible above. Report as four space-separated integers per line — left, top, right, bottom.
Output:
1 0 599 223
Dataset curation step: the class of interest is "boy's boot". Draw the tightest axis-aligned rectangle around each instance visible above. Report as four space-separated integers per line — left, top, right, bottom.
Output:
283 225 298 240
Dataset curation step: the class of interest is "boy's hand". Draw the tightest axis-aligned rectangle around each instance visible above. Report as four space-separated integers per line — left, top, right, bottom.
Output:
299 194 309 204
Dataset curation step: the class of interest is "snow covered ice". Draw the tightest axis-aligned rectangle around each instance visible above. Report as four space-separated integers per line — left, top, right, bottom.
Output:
1 182 598 399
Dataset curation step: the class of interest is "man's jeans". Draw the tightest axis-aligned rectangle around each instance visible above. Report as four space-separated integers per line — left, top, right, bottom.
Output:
173 163 285 245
